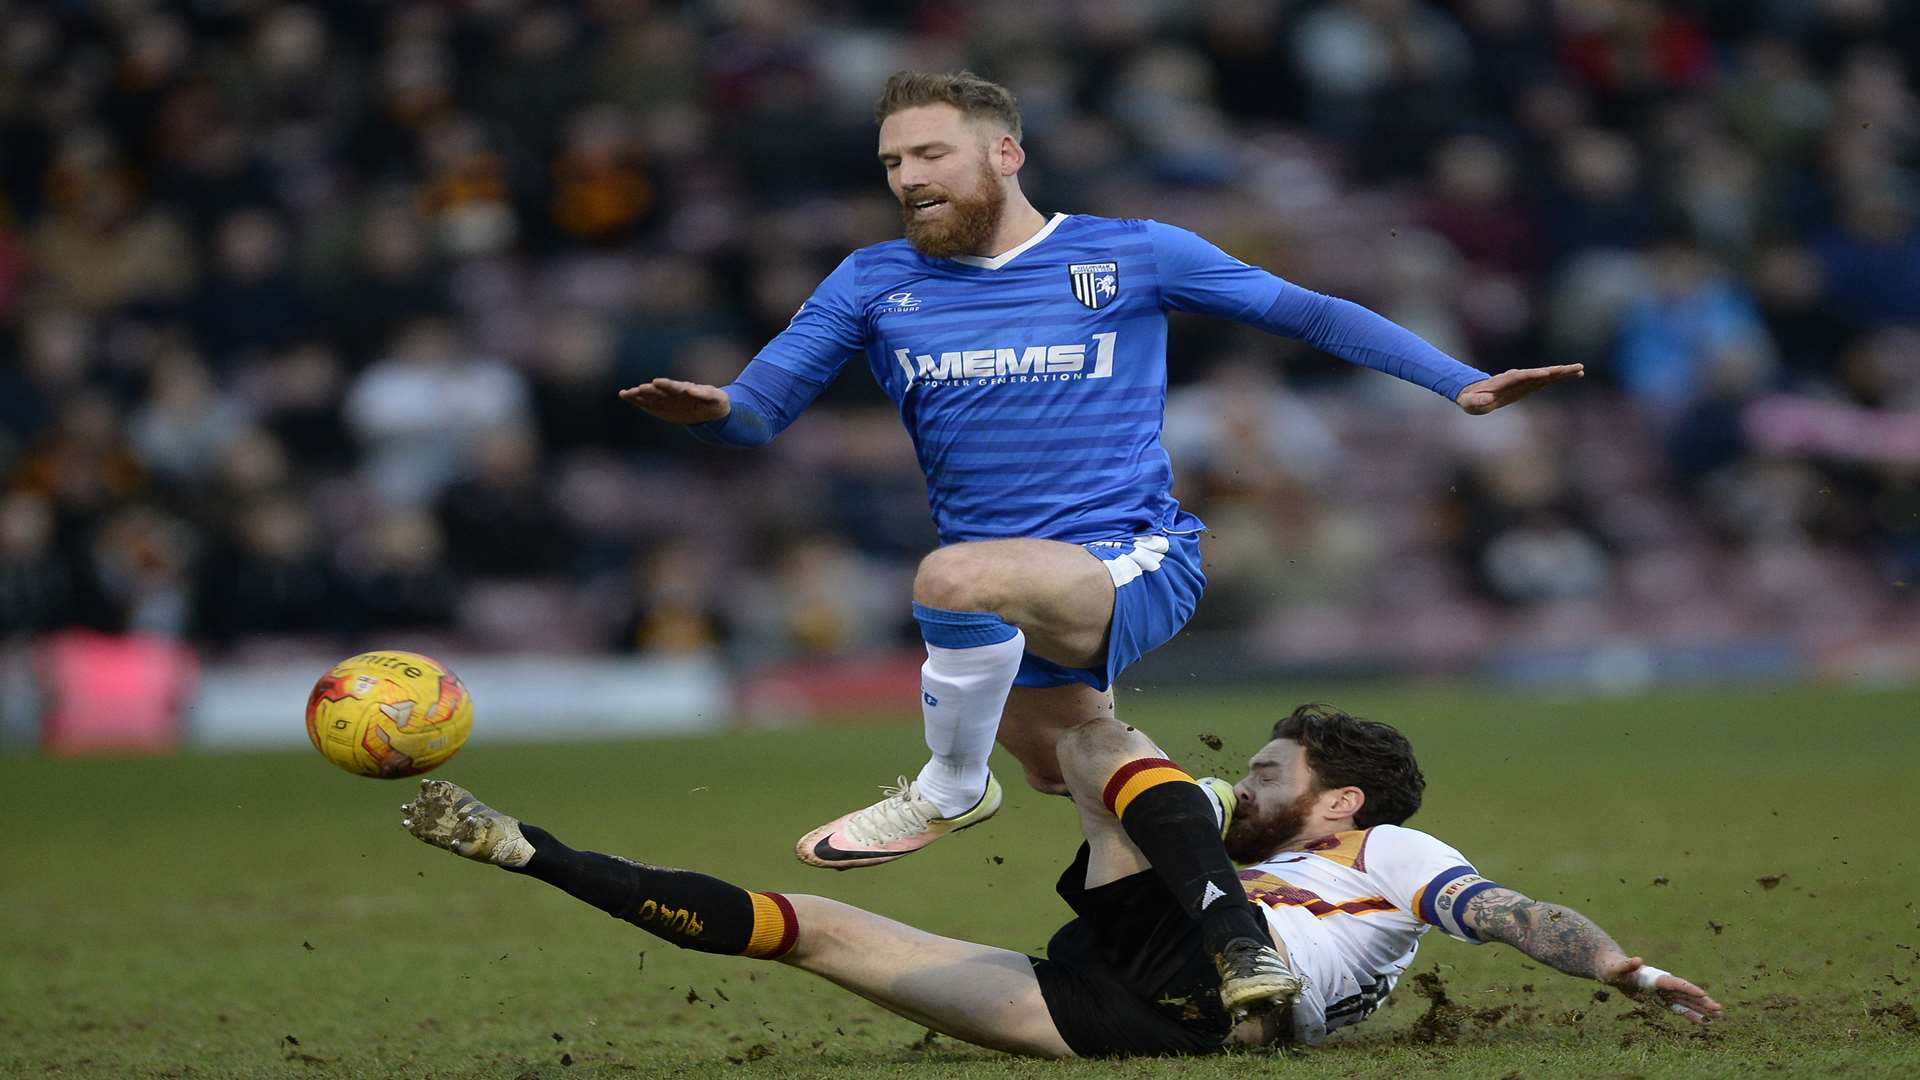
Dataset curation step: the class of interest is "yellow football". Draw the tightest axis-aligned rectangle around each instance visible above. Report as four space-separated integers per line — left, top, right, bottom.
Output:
305 651 474 778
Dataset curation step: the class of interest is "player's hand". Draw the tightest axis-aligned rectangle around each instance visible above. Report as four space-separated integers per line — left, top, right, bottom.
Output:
618 378 731 425
1454 364 1584 415
1604 956 1723 1026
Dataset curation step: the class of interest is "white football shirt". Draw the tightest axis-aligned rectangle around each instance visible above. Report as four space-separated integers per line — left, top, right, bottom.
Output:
1238 825 1500 1043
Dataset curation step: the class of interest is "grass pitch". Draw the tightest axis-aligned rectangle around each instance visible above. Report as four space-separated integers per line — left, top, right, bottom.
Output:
3 682 1918 1079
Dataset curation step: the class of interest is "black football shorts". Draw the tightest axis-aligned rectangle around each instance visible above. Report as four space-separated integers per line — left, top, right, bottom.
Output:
1028 843 1234 1057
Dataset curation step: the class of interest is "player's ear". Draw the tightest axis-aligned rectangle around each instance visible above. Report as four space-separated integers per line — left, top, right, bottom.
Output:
996 132 1024 175
1327 785 1365 821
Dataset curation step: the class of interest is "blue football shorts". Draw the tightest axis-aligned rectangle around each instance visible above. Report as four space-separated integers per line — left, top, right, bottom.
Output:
1014 531 1207 693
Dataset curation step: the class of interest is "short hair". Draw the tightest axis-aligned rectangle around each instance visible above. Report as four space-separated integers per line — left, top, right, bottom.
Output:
874 70 1022 140
1271 704 1425 829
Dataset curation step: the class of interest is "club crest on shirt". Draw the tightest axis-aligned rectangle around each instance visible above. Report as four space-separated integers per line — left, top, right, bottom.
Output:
1068 261 1119 310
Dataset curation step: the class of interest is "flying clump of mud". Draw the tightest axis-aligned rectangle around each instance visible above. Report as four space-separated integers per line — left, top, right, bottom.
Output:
1407 971 1472 1044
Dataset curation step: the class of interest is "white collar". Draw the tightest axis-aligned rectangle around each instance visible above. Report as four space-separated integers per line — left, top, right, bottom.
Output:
946 212 1070 270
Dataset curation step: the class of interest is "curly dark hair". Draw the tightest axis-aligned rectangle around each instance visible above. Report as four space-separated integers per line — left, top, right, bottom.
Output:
1271 704 1425 828
874 70 1023 140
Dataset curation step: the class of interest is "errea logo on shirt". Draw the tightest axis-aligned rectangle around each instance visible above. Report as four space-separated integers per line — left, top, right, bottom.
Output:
894 332 1117 387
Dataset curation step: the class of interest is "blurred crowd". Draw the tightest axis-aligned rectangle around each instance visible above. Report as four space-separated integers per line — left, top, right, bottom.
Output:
1 0 1917 671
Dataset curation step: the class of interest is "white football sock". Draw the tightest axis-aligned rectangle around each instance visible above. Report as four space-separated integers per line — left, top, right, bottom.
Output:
912 628 1025 817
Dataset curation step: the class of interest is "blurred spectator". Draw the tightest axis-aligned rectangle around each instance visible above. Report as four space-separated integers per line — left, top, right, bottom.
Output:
527 308 640 453
1165 358 1341 500
436 425 569 577
735 537 908 663
1714 37 1830 169
30 133 196 311
1544 127 1654 263
1111 45 1241 186
190 208 310 365
416 116 517 258
1452 448 1613 606
1556 0 1711 122
0 308 95 452
1165 358 1348 623
1419 135 1539 277
1669 132 1764 257
340 509 459 632
127 346 251 484
1614 238 1778 414
101 13 193 159
343 318 530 506
483 6 590 165
1455 0 1558 110
1814 180 1920 330
90 505 195 636
612 540 732 655
249 343 352 472
1287 0 1473 138
550 105 655 245
193 494 344 649
14 392 147 522
213 427 295 502
149 95 284 247
1192 1 1302 125
243 4 339 124
321 196 451 363
1667 344 1775 485
347 32 453 178
0 492 96 636
617 262 738 377
1750 245 1851 380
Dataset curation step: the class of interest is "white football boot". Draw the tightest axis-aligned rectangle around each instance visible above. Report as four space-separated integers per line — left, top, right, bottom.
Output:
796 775 1002 869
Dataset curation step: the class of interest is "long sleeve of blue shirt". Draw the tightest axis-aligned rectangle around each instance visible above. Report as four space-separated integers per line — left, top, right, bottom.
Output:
1148 220 1488 401
689 253 864 448
687 360 827 448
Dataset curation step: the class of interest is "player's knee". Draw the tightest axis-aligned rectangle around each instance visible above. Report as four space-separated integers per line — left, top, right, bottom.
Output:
1054 717 1155 790
912 545 998 611
1020 763 1071 796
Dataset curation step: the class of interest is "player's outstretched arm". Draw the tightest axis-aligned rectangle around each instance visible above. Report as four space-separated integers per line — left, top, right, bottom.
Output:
618 362 829 448
1452 364 1586 415
618 377 732 425
1461 886 1722 1025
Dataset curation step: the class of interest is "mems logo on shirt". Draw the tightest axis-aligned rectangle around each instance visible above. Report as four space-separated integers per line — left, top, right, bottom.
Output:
894 331 1117 388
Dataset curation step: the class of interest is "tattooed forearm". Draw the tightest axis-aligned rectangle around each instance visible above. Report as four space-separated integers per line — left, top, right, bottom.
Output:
1463 888 1625 981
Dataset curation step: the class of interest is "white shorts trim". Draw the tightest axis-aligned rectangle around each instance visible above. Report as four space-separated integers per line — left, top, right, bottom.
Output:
1102 534 1172 589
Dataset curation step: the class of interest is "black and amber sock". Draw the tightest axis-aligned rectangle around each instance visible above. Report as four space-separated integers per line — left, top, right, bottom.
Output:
510 824 797 959
1102 757 1268 958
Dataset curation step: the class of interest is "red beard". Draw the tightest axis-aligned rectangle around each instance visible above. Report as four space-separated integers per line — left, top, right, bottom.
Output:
901 160 1006 259
1224 788 1321 865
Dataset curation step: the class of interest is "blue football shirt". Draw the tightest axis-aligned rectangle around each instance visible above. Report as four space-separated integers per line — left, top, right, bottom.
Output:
694 214 1487 545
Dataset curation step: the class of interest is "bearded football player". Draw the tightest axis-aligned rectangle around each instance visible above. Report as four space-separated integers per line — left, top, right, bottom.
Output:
402 704 1718 1056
